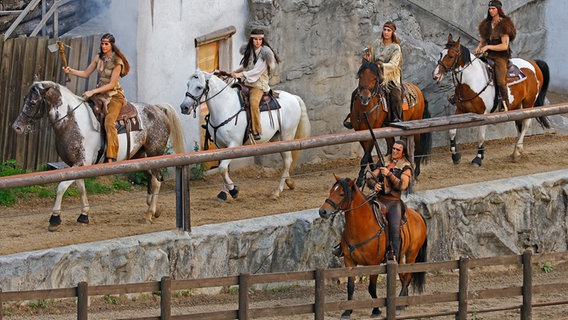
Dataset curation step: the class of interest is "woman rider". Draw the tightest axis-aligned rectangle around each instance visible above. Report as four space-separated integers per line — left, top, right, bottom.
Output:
64 33 130 163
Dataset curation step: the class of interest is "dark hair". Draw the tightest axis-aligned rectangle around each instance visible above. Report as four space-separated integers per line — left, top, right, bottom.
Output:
98 33 130 77
240 28 281 69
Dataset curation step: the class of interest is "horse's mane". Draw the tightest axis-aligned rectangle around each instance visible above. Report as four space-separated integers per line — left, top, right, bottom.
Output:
445 41 471 64
358 61 382 78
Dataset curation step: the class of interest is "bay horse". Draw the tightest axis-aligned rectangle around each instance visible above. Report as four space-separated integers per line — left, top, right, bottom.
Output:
351 61 432 187
180 69 311 201
12 81 185 231
319 175 427 319
432 33 550 166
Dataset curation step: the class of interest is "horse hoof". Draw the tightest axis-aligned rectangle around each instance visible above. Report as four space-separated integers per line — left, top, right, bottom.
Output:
229 186 239 199
48 215 62 231
285 178 295 190
452 153 461 164
371 307 382 318
76 214 89 225
217 191 228 202
154 209 162 218
270 192 280 200
48 224 61 232
471 157 482 167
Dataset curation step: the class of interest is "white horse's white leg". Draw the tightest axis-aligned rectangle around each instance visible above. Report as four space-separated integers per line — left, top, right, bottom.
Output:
513 118 531 162
217 159 237 201
271 151 294 200
48 179 78 231
145 175 162 223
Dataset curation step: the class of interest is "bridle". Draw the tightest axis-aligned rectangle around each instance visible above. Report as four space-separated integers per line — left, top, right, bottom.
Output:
437 44 491 103
19 86 87 127
184 74 235 113
357 68 381 103
323 179 374 216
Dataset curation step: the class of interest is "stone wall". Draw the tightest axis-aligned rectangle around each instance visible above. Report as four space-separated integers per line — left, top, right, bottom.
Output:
1 169 566 292
247 0 549 164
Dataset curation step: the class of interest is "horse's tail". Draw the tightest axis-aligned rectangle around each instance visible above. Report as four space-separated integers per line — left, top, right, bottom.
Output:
291 95 311 167
410 212 428 294
417 99 432 165
158 103 186 153
534 59 551 129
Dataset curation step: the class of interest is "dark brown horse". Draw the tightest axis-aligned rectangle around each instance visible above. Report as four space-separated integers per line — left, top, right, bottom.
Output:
319 175 427 319
350 61 432 187
432 34 550 166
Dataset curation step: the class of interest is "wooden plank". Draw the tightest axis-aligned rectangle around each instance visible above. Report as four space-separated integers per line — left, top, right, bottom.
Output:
468 254 521 268
171 310 237 319
390 113 485 130
22 37 39 169
89 282 160 295
324 264 387 279
533 282 568 294
249 270 314 283
171 276 239 290
0 37 12 163
397 292 457 305
2 287 76 300
10 37 28 168
468 286 522 300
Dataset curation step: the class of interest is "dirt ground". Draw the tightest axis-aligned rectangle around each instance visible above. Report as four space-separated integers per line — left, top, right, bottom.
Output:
1 94 568 319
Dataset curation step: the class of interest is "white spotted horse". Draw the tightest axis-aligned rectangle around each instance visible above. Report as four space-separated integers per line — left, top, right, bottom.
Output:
12 81 185 231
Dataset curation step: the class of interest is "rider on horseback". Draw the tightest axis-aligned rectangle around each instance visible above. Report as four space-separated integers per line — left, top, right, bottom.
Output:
475 0 516 112
231 29 280 141
332 140 413 262
344 21 403 129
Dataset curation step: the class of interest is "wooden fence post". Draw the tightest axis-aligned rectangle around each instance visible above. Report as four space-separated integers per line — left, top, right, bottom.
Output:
239 273 250 320
457 256 469 320
77 281 88 320
521 250 533 320
0 287 3 320
386 260 398 320
176 165 191 232
161 276 172 320
314 269 325 320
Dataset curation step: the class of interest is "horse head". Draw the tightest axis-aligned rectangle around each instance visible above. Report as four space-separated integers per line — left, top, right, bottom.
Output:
180 69 212 116
319 175 356 219
357 61 382 106
13 81 61 134
432 33 471 83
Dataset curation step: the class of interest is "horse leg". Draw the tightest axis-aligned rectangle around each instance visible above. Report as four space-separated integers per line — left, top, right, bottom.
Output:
368 274 381 317
449 128 461 164
341 275 355 320
271 151 294 200
49 179 90 231
471 125 487 166
512 118 531 162
144 170 162 223
397 273 412 311
217 159 238 201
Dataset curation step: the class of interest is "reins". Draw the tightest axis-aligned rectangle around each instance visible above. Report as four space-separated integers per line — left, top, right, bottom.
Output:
439 45 492 103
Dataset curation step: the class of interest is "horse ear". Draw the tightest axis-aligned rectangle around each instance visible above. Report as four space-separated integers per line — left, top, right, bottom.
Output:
203 71 212 81
448 33 453 42
334 174 340 182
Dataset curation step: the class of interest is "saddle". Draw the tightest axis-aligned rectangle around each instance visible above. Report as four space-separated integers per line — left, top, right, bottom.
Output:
481 57 527 86
232 82 282 142
401 82 418 110
88 95 142 160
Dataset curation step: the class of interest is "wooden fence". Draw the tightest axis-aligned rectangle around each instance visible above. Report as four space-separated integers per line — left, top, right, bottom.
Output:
1 250 567 320
0 34 100 170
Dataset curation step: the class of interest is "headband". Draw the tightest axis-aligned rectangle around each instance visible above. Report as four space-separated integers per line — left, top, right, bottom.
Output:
383 22 396 32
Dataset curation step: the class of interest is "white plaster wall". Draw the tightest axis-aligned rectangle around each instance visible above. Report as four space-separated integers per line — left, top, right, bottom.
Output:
545 0 568 93
105 0 249 152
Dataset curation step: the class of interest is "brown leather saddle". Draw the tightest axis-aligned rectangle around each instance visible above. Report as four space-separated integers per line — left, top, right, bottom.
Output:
232 82 282 142
88 95 142 160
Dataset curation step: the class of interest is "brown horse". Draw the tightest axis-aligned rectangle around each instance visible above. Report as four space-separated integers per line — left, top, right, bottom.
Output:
350 61 432 187
432 33 550 166
319 175 427 319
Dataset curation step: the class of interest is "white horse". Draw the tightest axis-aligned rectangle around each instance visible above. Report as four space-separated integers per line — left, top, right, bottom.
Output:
180 70 311 201
12 81 185 231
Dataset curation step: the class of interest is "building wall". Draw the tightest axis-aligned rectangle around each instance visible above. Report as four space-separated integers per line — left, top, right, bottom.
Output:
545 0 568 93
